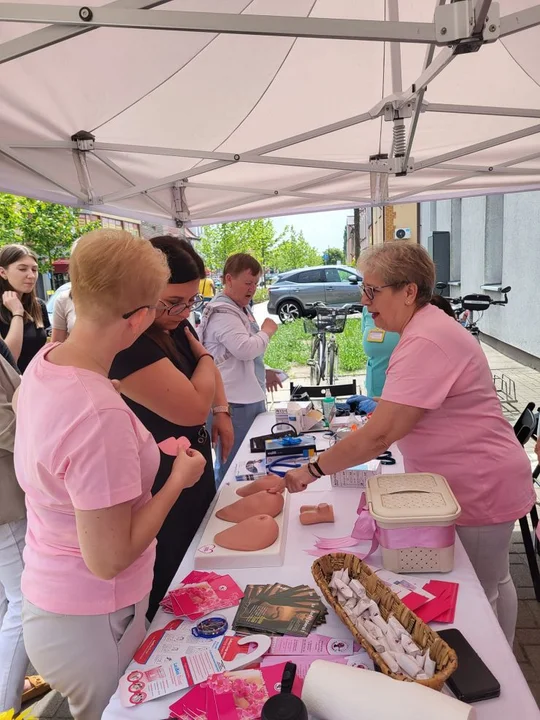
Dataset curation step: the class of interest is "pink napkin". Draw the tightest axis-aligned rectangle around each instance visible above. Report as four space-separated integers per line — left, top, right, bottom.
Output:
158 436 191 456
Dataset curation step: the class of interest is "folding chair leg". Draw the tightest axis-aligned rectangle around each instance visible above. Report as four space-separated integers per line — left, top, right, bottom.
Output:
530 505 540 556
519 516 540 602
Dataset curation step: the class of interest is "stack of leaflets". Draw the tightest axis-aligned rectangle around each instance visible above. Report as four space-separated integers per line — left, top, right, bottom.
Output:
232 583 327 637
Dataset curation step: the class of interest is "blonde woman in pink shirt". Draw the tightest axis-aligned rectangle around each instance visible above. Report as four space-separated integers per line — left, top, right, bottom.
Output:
14 230 206 720
283 242 534 645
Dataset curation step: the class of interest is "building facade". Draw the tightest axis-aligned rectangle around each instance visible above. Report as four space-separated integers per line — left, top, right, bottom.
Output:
419 192 540 364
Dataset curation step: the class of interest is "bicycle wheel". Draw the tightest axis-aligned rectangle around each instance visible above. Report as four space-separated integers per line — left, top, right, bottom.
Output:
309 336 321 385
318 334 327 382
328 341 337 385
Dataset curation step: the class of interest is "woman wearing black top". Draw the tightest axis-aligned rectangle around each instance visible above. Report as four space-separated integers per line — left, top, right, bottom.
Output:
110 236 234 620
0 245 50 373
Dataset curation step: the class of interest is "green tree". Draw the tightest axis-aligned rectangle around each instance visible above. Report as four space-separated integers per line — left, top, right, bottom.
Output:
271 226 322 272
324 247 345 265
198 219 282 279
0 194 23 246
0 193 99 274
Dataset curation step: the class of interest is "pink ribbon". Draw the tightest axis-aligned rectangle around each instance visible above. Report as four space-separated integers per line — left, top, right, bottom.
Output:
306 493 455 560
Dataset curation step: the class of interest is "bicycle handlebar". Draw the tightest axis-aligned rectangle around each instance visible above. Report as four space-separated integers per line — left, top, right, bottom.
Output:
303 302 362 319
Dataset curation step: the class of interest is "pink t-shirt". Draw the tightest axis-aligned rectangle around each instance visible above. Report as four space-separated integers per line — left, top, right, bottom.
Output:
15 345 160 615
382 304 534 526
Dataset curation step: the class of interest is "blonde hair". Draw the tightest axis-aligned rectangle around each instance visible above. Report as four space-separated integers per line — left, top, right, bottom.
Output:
70 229 170 321
359 242 435 306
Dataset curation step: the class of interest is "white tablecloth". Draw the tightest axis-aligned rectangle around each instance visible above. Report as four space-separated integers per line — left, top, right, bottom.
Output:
104 413 540 719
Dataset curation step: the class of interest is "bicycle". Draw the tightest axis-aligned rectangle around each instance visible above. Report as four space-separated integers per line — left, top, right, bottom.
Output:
302 302 362 385
435 282 511 341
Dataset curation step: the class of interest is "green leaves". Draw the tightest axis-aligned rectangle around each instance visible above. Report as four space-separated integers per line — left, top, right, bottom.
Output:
0 194 99 273
198 221 322 276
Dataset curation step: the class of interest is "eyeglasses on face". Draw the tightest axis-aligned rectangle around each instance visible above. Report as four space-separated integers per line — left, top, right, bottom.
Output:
122 304 159 320
157 294 204 316
359 282 407 302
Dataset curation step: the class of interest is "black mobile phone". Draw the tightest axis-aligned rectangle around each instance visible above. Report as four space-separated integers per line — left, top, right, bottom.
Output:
437 628 500 703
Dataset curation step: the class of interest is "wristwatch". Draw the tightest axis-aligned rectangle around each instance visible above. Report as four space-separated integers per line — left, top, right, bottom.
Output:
212 405 231 416
307 454 325 478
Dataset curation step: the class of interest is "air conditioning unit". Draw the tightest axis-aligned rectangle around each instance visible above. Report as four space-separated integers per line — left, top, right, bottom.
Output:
394 228 411 240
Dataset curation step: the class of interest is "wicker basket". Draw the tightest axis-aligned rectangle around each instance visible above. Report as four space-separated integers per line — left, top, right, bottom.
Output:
312 553 457 691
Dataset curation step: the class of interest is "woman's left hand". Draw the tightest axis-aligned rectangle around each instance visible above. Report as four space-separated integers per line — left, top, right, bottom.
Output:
266 369 283 393
212 411 234 462
283 464 315 493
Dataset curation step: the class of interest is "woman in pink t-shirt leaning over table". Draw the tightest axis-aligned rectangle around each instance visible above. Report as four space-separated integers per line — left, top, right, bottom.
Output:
13 230 206 720
282 242 534 646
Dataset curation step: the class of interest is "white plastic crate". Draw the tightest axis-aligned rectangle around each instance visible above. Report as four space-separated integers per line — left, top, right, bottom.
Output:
366 473 461 573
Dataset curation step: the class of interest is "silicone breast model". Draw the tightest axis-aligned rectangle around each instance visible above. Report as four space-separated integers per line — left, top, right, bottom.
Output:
214 515 279 551
299 503 334 525
216 490 284 523
236 474 285 497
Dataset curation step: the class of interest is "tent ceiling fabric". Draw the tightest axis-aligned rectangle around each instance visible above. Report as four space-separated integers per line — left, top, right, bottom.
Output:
1 0 540 226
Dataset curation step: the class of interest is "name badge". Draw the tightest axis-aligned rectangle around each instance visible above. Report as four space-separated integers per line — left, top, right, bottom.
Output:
367 328 386 343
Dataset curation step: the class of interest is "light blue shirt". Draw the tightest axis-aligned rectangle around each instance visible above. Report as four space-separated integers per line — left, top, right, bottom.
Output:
362 306 400 397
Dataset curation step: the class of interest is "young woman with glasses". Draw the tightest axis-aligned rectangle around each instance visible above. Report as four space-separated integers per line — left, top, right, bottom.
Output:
110 236 233 620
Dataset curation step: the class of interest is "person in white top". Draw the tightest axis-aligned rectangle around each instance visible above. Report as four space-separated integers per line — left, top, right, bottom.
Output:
51 291 76 343
200 253 278 485
51 239 79 344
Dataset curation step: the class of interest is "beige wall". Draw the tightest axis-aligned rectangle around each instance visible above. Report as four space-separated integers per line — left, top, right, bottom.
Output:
370 203 418 244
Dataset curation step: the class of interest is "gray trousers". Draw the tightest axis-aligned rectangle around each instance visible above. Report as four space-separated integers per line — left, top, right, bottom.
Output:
22 595 148 720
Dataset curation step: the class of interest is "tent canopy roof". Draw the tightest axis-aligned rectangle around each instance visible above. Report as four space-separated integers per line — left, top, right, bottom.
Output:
2 0 540 227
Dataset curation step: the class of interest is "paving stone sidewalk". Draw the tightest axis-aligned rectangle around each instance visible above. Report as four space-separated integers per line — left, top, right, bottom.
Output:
25 343 540 717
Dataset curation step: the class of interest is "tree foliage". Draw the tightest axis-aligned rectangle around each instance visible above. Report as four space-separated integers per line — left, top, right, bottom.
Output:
271 226 322 272
0 193 99 273
198 220 322 276
199 219 281 275
324 247 345 265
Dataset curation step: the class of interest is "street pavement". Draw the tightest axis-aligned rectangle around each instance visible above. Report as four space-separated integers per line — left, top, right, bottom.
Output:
24 338 540 717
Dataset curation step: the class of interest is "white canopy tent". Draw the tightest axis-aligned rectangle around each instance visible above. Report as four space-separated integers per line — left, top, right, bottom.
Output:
1 0 540 228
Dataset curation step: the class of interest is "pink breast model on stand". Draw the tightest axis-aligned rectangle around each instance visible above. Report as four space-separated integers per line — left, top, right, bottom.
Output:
216 490 284 523
236 474 285 497
214 514 279 551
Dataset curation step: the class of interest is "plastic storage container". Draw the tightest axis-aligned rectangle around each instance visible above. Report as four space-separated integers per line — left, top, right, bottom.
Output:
366 473 461 573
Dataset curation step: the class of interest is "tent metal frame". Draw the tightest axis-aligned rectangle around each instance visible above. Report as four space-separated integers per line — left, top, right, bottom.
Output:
1 0 540 225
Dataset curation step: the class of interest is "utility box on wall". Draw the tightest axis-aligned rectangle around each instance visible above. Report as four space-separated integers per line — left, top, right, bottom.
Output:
428 231 450 287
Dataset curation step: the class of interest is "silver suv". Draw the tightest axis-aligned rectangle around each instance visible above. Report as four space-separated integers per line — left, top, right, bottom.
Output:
268 265 362 322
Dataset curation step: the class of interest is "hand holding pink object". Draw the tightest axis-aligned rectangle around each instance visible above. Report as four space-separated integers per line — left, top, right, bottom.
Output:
158 436 191 456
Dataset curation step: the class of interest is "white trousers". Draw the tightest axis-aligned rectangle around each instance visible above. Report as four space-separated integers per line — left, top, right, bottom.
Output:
457 521 517 645
22 595 148 720
0 518 28 713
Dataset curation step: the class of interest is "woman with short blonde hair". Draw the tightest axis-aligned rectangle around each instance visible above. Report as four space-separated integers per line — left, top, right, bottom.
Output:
15 229 206 719
284 242 533 646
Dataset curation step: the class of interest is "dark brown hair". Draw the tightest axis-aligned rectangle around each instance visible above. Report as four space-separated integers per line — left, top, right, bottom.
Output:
223 253 262 280
145 235 204 367
0 245 44 328
430 294 457 319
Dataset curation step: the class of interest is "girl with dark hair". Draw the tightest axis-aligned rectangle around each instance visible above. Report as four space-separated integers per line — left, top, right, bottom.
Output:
110 236 233 620
0 245 50 372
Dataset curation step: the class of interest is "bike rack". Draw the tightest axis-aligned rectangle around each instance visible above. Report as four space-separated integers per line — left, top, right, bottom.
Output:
493 373 520 415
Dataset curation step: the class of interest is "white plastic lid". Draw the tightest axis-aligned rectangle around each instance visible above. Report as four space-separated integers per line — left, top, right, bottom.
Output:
366 473 461 525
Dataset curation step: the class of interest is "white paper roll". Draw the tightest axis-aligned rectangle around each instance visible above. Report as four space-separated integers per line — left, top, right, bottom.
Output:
302 661 476 720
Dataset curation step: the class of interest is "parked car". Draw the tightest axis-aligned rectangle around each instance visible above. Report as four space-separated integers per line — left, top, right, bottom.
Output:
46 282 71 317
268 265 362 322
